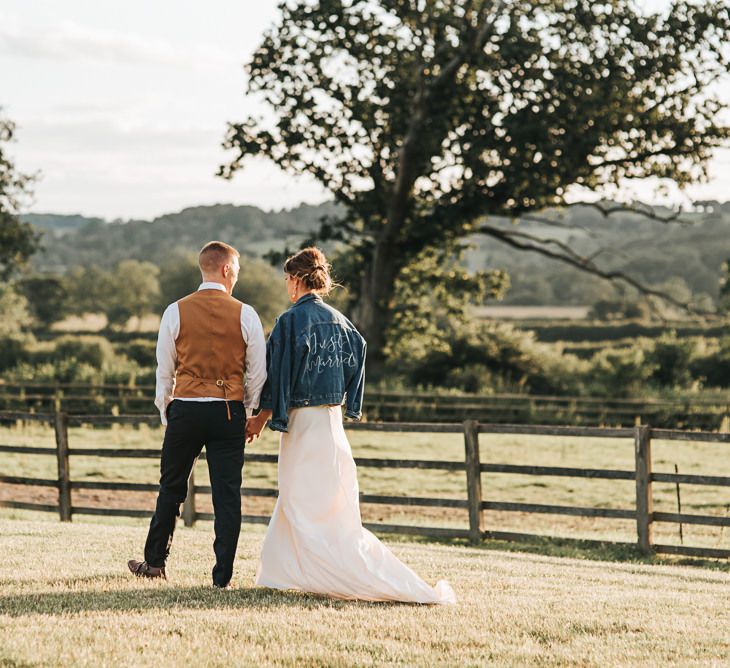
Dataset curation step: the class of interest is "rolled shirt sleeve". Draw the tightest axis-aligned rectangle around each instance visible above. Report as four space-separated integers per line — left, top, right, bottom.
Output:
242 304 267 418
154 303 179 426
258 316 292 433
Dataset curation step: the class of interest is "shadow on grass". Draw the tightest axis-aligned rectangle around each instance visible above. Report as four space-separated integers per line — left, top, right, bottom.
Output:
0 581 422 618
390 533 730 573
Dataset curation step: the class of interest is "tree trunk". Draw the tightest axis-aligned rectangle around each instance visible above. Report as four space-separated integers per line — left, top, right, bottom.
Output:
353 240 400 365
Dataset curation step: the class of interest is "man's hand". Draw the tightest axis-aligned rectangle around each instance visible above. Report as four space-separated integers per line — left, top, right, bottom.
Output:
246 409 272 443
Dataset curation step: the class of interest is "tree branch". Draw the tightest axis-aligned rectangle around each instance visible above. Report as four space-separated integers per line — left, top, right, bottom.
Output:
387 0 507 239
565 201 700 226
476 223 716 318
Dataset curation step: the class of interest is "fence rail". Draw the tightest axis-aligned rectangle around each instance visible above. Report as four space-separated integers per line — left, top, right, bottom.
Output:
1 410 729 559
2 382 730 429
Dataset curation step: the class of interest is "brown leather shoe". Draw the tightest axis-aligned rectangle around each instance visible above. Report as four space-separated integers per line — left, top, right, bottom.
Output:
127 559 166 579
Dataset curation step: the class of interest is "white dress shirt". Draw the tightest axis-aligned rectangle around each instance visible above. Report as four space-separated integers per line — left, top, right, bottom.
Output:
154 282 267 425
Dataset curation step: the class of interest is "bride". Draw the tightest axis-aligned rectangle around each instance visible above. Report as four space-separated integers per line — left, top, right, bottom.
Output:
245 247 455 604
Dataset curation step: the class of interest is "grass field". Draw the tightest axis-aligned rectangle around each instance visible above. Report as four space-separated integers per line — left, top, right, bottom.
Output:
0 518 729 667
1 422 730 551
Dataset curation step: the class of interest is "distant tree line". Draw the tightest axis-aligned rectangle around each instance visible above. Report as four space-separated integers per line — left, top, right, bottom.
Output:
16 254 290 331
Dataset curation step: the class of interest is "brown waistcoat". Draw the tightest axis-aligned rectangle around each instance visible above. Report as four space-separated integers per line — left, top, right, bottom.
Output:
174 289 246 402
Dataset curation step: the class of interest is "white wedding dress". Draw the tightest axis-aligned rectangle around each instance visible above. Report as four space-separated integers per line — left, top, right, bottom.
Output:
255 405 456 604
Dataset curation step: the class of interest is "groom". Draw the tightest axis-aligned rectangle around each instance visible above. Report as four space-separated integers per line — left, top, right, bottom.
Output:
127 241 266 588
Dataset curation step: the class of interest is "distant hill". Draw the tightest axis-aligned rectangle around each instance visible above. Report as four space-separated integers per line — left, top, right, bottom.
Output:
22 213 105 238
25 200 730 306
464 203 730 305
28 202 340 272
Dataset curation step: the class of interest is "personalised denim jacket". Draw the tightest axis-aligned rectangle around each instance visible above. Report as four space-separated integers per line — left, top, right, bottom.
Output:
259 293 366 432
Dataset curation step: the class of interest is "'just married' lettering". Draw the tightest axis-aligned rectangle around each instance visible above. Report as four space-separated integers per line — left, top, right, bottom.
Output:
304 330 358 373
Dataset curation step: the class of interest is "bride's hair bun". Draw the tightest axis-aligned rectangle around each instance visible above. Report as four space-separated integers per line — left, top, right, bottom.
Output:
284 247 333 294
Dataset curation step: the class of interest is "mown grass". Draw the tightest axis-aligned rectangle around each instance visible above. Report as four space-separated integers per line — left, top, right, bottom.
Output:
0 519 729 667
1 421 729 551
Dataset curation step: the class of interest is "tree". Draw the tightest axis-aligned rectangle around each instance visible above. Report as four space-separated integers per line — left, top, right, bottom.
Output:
384 245 508 365
157 251 202 311
105 260 161 329
222 0 730 355
233 257 291 329
18 275 71 327
0 283 32 339
66 261 160 328
720 259 730 314
157 251 290 329
66 265 115 317
0 111 40 279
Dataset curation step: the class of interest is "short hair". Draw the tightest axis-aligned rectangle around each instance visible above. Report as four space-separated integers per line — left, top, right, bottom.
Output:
199 241 240 274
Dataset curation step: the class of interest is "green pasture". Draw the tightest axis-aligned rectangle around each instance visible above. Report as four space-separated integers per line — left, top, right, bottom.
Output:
0 519 729 667
1 422 729 552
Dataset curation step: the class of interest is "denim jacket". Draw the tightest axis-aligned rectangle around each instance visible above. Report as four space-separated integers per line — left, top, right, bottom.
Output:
259 293 366 432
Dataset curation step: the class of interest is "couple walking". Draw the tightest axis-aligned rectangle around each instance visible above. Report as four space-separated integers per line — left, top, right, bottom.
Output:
128 241 455 605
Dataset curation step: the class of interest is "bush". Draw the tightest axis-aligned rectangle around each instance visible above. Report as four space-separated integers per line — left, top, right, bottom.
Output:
392 322 585 395
588 298 651 322
51 335 117 368
6 359 99 384
0 284 32 338
587 347 656 397
690 337 730 388
117 339 157 367
18 275 71 327
4 354 143 385
0 335 32 372
645 332 698 389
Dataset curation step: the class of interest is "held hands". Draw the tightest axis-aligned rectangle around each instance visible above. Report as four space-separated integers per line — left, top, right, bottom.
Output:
246 409 272 444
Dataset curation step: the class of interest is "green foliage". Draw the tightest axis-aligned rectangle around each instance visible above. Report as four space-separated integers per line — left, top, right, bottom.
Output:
0 283 33 338
645 331 698 389
156 252 289 329
105 260 160 328
32 202 336 272
51 335 117 368
233 257 292 330
3 335 145 385
587 347 656 398
66 265 113 316
0 112 40 279
719 258 730 313
157 251 201 310
17 275 71 327
588 298 651 322
385 246 508 365
690 336 730 388
24 203 730 314
0 336 31 372
117 339 157 368
522 321 727 344
223 0 730 350
7 359 101 384
388 320 585 395
67 261 160 328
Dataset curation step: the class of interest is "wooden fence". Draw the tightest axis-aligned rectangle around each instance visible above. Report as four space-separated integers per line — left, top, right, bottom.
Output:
1 410 729 559
2 382 729 429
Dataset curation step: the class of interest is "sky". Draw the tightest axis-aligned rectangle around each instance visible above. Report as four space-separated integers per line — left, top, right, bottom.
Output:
1 0 729 221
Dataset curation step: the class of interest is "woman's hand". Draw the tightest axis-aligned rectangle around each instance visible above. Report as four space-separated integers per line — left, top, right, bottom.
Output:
246 410 272 443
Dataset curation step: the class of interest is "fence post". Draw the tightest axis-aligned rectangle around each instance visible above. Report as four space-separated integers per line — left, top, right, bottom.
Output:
182 468 196 527
634 424 653 554
463 419 483 545
54 411 72 522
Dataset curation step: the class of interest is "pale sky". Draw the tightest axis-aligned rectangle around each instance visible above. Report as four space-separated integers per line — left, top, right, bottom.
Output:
1 0 728 221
